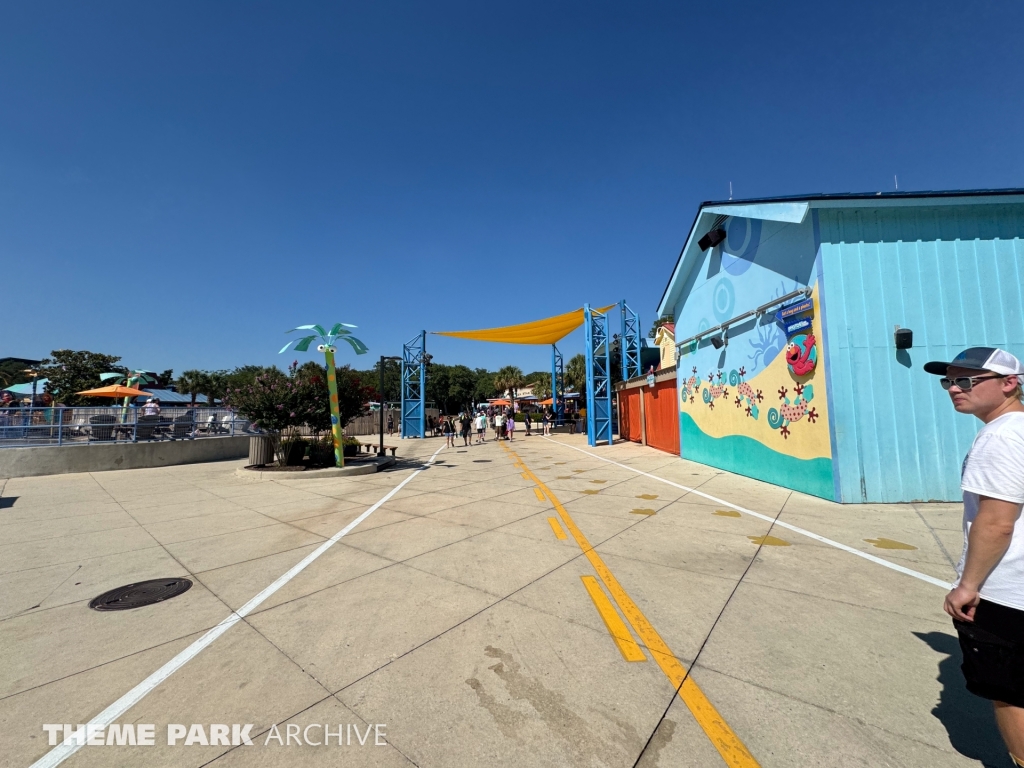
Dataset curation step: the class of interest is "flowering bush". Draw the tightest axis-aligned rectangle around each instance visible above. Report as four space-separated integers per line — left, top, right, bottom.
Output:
226 362 372 465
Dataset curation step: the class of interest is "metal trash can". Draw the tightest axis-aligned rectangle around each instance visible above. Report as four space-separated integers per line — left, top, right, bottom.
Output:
248 435 275 467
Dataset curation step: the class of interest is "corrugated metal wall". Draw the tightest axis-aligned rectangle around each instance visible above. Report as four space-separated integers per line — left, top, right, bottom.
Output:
819 204 1024 502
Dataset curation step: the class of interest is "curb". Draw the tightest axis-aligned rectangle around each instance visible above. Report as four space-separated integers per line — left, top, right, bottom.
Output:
235 455 396 480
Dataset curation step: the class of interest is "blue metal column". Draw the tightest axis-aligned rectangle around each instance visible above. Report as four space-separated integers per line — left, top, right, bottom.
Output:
620 300 641 381
401 331 426 438
583 304 613 446
551 344 565 426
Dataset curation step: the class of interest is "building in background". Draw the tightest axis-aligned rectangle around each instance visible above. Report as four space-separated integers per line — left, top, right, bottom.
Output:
653 323 676 370
655 189 1024 503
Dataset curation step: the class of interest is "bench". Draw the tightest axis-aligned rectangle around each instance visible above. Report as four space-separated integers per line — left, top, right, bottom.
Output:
358 443 398 456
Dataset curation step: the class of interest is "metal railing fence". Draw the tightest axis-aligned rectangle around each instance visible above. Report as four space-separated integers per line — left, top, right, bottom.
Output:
0 406 256 448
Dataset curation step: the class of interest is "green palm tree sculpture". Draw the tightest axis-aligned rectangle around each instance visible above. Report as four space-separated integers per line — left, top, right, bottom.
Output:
280 323 368 468
100 369 157 419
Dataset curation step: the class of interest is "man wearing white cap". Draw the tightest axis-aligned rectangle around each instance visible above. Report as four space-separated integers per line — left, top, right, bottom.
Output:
925 347 1024 765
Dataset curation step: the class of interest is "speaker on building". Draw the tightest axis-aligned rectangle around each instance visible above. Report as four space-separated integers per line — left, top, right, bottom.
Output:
894 328 913 349
698 228 727 251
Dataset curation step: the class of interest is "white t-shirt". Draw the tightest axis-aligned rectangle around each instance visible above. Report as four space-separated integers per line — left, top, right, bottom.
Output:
475 415 486 430
957 411 1024 610
495 414 505 427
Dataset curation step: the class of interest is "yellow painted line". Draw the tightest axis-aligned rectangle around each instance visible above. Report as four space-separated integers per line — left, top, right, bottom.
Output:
580 576 646 662
521 472 530 480
502 444 759 768
534 487 545 502
547 516 567 540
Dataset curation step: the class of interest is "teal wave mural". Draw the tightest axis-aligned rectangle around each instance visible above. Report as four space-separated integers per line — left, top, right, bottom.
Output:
680 412 834 500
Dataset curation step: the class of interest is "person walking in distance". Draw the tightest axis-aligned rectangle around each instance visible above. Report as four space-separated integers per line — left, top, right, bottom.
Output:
475 410 487 443
506 407 515 442
459 411 472 447
925 347 1024 767
493 410 504 441
442 414 455 448
387 411 395 437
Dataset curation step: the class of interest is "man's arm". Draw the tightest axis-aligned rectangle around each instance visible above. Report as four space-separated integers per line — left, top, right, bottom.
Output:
944 496 1023 621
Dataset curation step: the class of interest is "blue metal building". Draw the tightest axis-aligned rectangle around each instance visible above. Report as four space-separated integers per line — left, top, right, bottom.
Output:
657 189 1024 503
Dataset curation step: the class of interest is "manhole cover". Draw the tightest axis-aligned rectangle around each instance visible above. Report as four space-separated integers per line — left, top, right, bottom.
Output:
89 578 193 611
473 459 491 463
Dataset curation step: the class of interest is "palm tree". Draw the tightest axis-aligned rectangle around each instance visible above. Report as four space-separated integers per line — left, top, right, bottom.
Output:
280 323 368 467
565 354 587 399
177 370 209 407
493 365 526 410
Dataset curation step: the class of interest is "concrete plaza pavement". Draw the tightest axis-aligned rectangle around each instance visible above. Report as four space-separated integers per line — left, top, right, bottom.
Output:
0 433 1008 767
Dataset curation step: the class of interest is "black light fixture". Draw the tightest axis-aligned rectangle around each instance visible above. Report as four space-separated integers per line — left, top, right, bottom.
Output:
698 228 726 251
710 330 728 350
894 326 913 350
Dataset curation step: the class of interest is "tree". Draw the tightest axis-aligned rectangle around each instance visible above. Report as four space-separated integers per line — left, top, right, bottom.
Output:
473 369 496 403
355 360 401 404
224 365 278 395
565 354 587 401
156 369 175 388
40 350 125 406
446 365 478 414
648 316 674 339
493 365 526 407
279 322 369 467
203 370 228 405
177 370 209 407
530 378 552 400
0 359 38 389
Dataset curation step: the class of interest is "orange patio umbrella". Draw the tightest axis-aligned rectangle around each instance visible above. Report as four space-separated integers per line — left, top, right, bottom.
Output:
76 384 152 398
537 398 553 405
490 399 511 406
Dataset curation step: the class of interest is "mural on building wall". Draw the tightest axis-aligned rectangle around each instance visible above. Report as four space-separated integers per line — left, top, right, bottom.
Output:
674 215 834 500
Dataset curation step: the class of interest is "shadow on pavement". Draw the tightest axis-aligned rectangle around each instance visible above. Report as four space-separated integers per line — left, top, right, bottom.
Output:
914 631 1011 767
0 495 17 508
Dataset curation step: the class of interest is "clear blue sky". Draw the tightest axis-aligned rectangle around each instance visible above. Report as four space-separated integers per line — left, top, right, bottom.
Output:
3 1 1022 375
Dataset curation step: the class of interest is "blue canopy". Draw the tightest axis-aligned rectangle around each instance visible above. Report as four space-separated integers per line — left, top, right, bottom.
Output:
2 378 48 395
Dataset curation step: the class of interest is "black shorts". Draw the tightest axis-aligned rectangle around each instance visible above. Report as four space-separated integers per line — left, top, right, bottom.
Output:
955 599 1024 707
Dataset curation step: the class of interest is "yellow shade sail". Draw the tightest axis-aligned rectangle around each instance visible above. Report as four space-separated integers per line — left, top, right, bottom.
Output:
433 304 617 345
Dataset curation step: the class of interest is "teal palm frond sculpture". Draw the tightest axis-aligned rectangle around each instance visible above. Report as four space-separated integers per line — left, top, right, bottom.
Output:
280 323 369 467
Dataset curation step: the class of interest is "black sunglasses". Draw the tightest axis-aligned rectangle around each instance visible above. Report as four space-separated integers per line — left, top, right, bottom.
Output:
940 374 1005 391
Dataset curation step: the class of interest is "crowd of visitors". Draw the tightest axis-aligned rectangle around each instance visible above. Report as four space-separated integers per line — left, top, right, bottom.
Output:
428 404 572 446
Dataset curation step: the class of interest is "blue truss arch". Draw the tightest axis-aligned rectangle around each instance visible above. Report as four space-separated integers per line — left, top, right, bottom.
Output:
401 331 426 439
584 304 613 446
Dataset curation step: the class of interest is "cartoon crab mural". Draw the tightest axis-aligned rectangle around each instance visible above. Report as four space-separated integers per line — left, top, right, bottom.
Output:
729 367 763 419
280 323 368 467
701 370 729 409
767 383 818 439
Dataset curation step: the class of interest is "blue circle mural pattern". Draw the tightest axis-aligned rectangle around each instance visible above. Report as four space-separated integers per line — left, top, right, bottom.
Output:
721 218 762 276
712 278 735 322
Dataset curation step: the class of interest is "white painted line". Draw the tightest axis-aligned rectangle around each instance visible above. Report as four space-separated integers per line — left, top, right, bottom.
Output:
544 438 952 591
32 445 446 768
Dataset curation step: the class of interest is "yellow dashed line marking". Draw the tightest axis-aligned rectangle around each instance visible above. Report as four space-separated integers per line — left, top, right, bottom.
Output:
547 517 567 540
502 444 759 768
533 487 545 502
630 508 656 516
864 537 917 550
715 510 742 518
748 534 790 547
580 576 646 662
